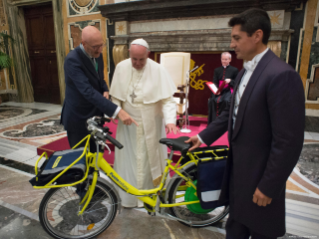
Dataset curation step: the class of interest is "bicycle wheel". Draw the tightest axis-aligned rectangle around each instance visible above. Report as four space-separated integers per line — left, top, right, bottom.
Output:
39 180 118 239
168 164 229 227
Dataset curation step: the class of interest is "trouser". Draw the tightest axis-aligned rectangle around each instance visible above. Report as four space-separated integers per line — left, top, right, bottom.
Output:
226 172 277 239
67 130 100 153
226 216 277 239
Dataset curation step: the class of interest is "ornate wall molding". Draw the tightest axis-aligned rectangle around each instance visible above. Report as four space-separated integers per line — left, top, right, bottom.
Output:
129 11 290 34
115 21 127 36
111 29 293 52
306 63 319 104
67 0 100 18
300 0 318 93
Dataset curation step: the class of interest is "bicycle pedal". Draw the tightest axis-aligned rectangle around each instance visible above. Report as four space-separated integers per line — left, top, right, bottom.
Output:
144 203 155 213
147 211 156 216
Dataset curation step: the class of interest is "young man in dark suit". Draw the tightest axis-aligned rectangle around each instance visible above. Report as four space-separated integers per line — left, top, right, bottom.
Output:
187 8 305 239
208 52 239 123
61 26 137 152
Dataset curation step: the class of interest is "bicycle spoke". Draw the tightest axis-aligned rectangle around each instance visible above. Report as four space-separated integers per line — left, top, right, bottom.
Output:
40 182 118 238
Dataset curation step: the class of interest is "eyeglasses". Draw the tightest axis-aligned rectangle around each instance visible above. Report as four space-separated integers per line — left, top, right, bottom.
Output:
85 41 107 51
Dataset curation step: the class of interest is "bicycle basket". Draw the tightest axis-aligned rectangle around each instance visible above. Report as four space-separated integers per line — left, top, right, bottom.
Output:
29 147 87 187
196 145 228 209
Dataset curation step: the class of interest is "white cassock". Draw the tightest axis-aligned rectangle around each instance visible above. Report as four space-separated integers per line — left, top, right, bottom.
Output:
110 58 177 207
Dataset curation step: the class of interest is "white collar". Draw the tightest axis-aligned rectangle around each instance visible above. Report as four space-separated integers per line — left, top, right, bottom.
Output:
244 48 269 72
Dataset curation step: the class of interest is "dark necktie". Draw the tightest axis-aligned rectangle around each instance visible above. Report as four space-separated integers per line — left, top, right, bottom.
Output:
92 58 98 72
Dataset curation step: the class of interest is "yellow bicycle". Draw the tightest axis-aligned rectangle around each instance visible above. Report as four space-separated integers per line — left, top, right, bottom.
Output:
32 116 229 239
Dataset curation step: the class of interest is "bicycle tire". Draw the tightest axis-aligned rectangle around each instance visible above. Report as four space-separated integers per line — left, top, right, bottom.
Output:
168 164 229 227
39 180 118 239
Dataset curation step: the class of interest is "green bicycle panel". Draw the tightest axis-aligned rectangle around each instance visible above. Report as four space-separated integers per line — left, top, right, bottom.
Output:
185 180 214 214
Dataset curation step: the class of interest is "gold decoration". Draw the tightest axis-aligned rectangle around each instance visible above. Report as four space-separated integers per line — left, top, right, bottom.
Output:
74 0 91 7
189 59 207 90
113 45 128 66
115 22 127 35
267 41 281 58
269 12 282 26
117 24 125 33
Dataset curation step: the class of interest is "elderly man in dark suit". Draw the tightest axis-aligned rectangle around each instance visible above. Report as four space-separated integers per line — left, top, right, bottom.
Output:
61 26 137 152
187 9 305 239
208 52 238 123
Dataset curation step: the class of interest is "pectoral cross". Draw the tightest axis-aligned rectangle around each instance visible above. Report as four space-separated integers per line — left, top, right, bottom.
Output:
130 91 137 103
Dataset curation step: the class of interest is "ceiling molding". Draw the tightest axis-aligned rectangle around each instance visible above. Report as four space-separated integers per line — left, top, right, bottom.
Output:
98 0 308 22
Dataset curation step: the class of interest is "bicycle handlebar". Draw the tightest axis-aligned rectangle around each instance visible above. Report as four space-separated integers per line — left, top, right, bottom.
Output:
105 133 123 149
86 116 123 149
100 117 111 124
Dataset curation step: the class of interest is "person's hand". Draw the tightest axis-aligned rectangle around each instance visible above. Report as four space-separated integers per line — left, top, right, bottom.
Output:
103 92 109 99
111 118 118 125
225 78 231 84
165 124 180 134
185 135 201 151
253 188 272 207
118 109 138 126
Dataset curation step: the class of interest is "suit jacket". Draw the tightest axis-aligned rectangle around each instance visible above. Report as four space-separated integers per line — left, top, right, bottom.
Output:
212 65 239 91
200 50 305 237
61 46 117 132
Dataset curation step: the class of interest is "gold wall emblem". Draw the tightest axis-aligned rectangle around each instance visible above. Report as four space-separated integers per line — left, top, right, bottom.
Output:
189 59 207 90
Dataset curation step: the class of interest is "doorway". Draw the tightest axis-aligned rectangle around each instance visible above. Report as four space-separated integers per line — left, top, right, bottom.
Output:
24 3 61 104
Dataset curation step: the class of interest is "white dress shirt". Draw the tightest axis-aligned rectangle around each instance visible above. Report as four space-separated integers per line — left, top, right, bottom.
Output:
232 48 269 128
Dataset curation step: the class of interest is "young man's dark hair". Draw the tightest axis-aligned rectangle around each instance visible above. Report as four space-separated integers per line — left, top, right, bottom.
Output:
228 8 271 45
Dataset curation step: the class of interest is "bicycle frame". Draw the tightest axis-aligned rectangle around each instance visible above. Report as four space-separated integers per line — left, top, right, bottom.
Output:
86 144 228 216
33 133 228 216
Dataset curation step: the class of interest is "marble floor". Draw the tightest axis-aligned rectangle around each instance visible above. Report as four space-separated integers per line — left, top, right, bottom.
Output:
0 101 319 239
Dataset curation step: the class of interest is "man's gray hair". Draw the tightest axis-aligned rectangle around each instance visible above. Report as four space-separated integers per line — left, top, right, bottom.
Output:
221 52 232 59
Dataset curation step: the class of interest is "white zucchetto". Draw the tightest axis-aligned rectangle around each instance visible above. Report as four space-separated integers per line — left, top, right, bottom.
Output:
131 39 149 50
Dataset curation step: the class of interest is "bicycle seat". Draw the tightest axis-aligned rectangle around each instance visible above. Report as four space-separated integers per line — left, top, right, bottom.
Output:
159 136 192 156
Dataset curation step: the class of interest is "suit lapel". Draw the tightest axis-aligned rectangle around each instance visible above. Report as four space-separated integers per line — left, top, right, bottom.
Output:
75 47 100 79
231 50 276 140
227 68 245 142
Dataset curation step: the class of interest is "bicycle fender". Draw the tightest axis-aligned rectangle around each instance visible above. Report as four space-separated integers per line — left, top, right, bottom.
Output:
164 162 196 203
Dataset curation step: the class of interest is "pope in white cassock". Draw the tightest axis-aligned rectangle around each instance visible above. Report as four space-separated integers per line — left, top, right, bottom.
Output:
110 39 179 208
